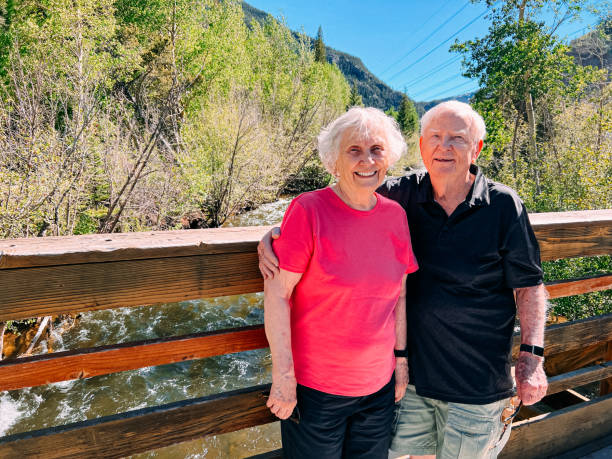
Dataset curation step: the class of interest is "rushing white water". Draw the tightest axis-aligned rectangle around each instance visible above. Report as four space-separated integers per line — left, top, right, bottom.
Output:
0 198 294 457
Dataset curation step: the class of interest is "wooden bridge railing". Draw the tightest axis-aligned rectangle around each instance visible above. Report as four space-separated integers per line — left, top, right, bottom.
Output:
0 210 610 458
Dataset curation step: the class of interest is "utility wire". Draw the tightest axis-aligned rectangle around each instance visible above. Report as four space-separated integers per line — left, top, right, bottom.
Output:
402 55 462 89
379 0 464 76
410 72 464 96
389 9 487 83
563 25 593 42
417 80 478 101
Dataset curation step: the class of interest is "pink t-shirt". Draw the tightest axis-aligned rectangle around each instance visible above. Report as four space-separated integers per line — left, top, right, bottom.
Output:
273 187 418 396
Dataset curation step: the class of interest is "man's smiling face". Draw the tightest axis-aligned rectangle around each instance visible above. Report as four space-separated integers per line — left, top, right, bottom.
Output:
419 108 482 181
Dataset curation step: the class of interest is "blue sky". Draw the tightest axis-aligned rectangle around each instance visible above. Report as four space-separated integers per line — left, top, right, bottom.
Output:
246 0 603 102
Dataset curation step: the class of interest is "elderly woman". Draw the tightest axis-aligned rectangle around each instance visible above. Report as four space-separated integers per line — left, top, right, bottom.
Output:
264 107 419 458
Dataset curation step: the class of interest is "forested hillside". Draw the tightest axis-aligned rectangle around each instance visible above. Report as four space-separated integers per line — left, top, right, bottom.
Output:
0 0 349 238
242 1 405 110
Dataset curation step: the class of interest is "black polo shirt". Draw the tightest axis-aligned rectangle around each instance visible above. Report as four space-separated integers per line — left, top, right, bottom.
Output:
378 165 543 404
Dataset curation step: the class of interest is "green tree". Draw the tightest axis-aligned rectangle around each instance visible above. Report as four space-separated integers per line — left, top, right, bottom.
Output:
347 82 363 107
397 94 419 135
314 25 326 62
451 0 597 192
385 107 399 121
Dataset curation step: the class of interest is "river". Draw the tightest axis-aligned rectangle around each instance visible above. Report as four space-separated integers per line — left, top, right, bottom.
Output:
0 198 293 458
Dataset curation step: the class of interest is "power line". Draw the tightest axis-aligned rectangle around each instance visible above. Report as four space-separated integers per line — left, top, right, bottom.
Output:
379 0 467 76
416 80 478 101
389 9 487 83
401 55 463 89
409 72 465 96
562 25 593 42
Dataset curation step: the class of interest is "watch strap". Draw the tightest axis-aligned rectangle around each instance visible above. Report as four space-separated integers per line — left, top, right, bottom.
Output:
394 348 408 358
520 344 544 357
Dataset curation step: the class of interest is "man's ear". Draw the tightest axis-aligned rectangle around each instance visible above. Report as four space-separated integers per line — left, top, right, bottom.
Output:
472 139 484 163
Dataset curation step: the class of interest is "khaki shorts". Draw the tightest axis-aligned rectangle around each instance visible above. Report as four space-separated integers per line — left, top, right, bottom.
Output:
390 385 512 458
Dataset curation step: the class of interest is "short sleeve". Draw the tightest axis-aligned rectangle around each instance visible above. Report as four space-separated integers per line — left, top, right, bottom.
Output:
272 198 314 273
501 203 543 288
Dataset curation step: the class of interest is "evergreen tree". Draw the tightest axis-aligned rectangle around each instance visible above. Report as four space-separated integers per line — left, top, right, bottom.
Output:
347 82 363 107
397 94 419 136
314 25 326 62
385 107 399 121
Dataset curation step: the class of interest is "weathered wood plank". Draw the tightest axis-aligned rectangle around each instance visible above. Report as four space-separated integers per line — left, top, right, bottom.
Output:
3 315 609 392
0 384 277 459
546 274 612 299
0 326 268 392
529 210 612 261
0 226 272 269
547 362 612 395
511 313 612 360
544 342 609 377
499 393 612 459
0 252 263 321
0 210 609 270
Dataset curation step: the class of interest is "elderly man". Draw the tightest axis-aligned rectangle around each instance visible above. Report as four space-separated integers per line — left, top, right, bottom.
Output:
258 101 548 458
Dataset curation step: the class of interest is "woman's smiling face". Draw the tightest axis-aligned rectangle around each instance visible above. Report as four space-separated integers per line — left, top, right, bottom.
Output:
334 124 391 197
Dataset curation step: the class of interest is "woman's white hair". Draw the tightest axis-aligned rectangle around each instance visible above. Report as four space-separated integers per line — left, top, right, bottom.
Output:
420 100 486 142
317 107 407 174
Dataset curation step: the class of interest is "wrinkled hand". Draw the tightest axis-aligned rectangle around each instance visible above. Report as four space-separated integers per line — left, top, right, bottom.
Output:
395 358 409 402
267 374 297 420
515 352 548 405
258 227 281 280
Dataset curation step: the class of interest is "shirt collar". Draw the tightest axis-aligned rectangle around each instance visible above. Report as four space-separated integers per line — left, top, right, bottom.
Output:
417 164 490 207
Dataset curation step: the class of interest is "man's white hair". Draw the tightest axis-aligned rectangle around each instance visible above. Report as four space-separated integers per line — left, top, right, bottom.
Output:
317 107 407 174
420 100 486 142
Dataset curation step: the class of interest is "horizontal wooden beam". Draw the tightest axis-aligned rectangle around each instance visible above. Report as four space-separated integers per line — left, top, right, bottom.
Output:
2 258 610 325
2 373 611 459
529 210 612 261
512 313 612 359
0 384 277 459
2 316 609 392
0 325 268 392
544 342 610 377
547 362 612 395
0 251 263 321
0 226 272 269
499 393 612 459
0 210 609 270
546 274 612 299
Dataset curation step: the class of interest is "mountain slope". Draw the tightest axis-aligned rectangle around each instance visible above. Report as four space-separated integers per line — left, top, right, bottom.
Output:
241 1 405 110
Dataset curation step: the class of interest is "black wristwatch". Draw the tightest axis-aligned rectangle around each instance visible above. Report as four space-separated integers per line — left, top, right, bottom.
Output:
520 344 544 357
394 348 408 358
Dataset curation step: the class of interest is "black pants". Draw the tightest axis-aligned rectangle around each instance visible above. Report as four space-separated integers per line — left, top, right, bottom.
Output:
281 377 395 459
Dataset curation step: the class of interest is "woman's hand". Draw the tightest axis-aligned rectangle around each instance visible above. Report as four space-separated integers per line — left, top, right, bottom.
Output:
258 227 281 279
395 357 409 402
267 373 298 419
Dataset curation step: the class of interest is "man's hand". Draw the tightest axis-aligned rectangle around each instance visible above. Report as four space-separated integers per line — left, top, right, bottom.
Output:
395 358 409 402
258 227 281 280
515 352 547 405
267 373 297 419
